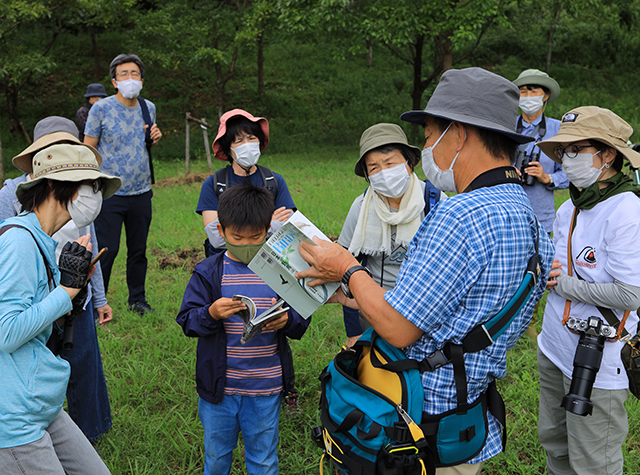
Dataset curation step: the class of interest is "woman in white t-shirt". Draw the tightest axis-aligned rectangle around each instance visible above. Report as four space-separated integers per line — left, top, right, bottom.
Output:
535 106 640 475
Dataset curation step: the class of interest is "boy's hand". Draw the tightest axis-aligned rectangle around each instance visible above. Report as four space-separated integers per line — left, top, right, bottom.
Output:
264 297 289 331
209 298 246 321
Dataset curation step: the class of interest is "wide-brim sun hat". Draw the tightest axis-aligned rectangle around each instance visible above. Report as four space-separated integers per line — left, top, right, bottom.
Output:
212 109 270 161
355 123 421 177
13 116 101 173
16 143 121 201
401 67 534 145
537 106 640 168
513 69 560 103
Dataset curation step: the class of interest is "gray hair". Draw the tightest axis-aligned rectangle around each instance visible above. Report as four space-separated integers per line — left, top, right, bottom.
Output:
109 53 145 79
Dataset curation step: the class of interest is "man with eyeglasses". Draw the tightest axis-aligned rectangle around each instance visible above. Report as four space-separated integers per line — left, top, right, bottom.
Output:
84 53 162 316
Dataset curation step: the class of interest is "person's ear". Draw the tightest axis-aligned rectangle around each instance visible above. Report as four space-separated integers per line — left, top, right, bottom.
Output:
217 222 225 239
603 148 617 166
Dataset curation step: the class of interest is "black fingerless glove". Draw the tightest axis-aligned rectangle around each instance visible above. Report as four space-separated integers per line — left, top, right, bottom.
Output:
58 241 92 288
68 285 88 321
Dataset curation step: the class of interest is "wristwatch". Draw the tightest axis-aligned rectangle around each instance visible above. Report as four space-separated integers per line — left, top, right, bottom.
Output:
340 265 372 299
547 174 554 187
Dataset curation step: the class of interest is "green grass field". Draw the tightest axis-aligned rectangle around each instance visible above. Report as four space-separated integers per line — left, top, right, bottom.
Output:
93 151 640 474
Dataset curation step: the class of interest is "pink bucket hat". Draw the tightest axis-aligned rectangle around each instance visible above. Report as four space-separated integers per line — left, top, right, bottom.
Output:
212 109 270 161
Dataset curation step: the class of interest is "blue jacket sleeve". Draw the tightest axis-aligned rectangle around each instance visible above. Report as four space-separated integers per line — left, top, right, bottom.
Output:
280 304 309 340
176 258 225 337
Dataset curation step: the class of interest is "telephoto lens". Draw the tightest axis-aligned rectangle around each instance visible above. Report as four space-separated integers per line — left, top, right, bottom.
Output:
561 317 607 416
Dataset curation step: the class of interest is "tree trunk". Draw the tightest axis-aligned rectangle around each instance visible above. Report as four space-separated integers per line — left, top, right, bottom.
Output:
546 3 563 74
442 34 453 72
366 40 373 67
411 35 425 112
257 32 265 97
89 25 101 80
5 85 20 136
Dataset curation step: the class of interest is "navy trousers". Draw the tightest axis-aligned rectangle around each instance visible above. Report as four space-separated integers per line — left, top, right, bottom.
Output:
60 297 112 442
94 191 152 304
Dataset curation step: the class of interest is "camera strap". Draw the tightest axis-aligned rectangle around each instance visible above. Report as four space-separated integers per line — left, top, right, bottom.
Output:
516 115 547 155
562 208 630 339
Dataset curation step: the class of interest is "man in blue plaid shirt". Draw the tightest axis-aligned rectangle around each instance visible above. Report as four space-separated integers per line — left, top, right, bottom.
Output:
298 68 553 474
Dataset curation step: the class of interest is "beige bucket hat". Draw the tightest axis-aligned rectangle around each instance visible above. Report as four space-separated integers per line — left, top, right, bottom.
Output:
16 143 121 201
12 116 101 173
355 123 420 177
537 106 640 168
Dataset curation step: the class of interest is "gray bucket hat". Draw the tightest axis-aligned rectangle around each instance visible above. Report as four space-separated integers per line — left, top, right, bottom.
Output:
355 123 420 177
513 69 560 103
12 116 101 173
16 143 121 201
401 67 534 144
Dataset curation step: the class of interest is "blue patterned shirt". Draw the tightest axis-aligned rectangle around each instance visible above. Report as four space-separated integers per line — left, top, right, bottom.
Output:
84 95 155 196
385 183 554 463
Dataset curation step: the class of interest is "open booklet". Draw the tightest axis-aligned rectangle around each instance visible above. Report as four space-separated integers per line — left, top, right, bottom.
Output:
248 210 339 318
233 295 290 345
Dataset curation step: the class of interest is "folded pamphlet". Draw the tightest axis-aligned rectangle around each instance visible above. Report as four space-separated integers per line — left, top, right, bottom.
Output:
248 210 339 318
233 295 290 344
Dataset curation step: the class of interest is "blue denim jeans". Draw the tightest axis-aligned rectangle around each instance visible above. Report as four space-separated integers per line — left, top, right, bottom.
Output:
60 298 112 442
199 394 281 475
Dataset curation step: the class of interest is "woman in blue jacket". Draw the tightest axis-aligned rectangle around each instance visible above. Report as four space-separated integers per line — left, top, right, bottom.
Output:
0 143 120 474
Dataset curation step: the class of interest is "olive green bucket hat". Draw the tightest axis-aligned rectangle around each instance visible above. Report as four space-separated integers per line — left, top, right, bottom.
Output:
355 123 420 177
513 69 561 103
537 106 640 168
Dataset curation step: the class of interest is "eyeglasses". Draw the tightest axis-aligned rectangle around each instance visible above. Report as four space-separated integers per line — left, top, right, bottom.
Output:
115 70 141 80
91 180 103 194
553 144 595 160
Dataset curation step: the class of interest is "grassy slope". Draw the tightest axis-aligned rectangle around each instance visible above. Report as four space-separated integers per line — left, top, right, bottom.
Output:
94 154 640 474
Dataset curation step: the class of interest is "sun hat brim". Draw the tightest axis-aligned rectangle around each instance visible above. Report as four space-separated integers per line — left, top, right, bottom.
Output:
401 110 535 145
13 132 101 173
538 131 640 168
15 168 122 202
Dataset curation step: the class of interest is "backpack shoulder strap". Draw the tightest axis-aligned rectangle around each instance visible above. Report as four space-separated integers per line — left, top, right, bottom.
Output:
137 97 155 184
424 180 441 215
213 167 228 198
0 224 54 290
256 165 279 199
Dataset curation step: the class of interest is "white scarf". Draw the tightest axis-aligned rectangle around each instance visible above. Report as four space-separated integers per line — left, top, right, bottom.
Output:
349 172 425 256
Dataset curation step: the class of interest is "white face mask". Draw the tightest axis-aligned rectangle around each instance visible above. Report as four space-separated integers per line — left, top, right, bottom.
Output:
116 79 143 99
561 150 607 188
368 163 411 199
231 141 261 168
68 185 103 228
519 95 545 116
421 123 463 193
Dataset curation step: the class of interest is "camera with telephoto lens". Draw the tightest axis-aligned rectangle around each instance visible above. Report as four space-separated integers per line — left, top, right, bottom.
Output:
561 316 617 416
513 149 537 186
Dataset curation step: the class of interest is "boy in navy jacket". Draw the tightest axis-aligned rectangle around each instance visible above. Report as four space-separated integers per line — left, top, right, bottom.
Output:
176 185 309 475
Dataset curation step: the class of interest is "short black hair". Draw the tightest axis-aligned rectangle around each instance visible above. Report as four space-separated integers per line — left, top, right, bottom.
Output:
591 139 624 172
110 53 145 79
219 116 266 163
520 84 549 95
218 185 275 233
19 180 81 213
362 143 418 179
429 116 517 162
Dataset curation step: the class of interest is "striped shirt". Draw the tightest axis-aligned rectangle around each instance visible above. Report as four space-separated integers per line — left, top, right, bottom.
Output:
386 183 553 463
221 254 283 397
